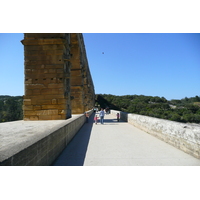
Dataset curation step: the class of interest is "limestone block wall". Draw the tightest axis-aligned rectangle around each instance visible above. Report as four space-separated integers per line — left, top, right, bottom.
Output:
0 109 93 166
22 33 71 120
21 33 95 120
70 33 95 114
110 110 200 159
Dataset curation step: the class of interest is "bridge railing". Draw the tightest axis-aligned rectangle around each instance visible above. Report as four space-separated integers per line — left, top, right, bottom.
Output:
110 109 200 159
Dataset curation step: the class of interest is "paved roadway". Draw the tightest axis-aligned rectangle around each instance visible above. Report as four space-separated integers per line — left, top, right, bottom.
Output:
52 112 200 166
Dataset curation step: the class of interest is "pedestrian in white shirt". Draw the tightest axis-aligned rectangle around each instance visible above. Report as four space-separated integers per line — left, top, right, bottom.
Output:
99 108 105 124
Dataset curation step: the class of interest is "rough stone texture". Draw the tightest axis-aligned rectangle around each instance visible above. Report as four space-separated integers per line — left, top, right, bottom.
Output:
0 110 93 166
110 110 200 159
70 34 95 113
21 33 95 120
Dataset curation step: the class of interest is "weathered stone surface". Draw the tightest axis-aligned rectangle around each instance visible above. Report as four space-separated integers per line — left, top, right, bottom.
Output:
21 33 95 120
110 110 200 159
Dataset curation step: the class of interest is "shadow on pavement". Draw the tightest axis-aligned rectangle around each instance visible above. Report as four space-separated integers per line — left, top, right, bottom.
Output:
52 113 95 166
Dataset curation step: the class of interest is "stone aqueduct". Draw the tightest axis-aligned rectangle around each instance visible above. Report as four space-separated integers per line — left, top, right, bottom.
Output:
21 33 95 120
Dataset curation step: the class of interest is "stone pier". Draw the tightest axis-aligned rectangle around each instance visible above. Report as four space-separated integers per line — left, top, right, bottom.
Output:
21 33 95 120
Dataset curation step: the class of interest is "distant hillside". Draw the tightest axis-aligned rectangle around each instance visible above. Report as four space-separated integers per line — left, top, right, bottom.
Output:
0 95 23 123
96 94 200 124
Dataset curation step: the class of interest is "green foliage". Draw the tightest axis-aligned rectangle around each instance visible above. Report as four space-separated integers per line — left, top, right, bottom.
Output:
1 94 200 124
0 95 23 123
97 94 200 124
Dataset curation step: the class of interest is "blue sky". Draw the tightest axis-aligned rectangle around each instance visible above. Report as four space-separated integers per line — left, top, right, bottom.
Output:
0 33 24 96
83 33 200 100
0 33 199 100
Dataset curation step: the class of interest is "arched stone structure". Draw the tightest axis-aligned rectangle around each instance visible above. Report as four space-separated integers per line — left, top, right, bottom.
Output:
21 33 95 120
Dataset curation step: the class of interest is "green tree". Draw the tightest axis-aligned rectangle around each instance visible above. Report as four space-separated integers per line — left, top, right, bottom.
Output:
186 104 199 113
0 96 23 123
170 113 181 122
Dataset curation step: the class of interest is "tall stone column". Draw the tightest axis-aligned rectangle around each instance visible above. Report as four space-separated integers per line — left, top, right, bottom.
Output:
82 69 94 111
70 33 95 114
21 33 71 120
70 34 86 114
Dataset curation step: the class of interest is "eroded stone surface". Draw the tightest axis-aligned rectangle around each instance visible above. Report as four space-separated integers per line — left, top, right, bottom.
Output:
21 33 95 120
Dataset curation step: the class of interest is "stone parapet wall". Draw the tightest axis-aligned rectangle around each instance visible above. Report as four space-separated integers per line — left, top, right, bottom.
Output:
0 109 93 166
110 110 128 122
110 110 200 159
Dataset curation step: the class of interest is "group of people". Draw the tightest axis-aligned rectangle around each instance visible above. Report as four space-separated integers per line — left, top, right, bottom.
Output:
85 108 120 124
94 108 105 124
87 108 120 125
85 108 105 124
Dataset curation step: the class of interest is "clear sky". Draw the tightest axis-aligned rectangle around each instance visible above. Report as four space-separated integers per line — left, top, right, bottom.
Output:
0 33 24 96
83 33 200 100
0 33 199 100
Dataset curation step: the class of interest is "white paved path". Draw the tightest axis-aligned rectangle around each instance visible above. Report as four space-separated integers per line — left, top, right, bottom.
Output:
53 113 200 166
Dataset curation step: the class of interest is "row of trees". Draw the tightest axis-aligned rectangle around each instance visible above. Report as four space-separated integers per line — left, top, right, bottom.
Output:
0 96 23 123
1 94 200 124
96 94 200 124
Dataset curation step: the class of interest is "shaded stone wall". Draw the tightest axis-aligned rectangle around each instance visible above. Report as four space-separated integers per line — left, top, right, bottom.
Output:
21 33 95 120
0 110 94 166
110 109 128 122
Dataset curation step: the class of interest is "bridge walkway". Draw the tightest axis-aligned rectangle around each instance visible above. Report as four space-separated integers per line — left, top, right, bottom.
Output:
52 112 200 166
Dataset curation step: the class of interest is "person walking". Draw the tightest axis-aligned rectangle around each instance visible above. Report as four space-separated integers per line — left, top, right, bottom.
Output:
117 113 120 122
99 108 105 124
85 112 89 123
